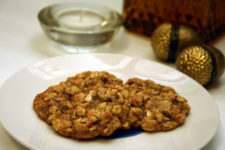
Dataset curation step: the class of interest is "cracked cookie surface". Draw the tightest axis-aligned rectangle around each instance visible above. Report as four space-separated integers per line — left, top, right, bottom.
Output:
33 71 131 139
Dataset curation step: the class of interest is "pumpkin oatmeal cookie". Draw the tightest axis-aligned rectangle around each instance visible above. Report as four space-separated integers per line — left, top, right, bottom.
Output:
124 78 190 132
33 71 131 139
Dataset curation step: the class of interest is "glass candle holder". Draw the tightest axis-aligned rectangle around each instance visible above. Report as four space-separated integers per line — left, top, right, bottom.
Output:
38 2 122 53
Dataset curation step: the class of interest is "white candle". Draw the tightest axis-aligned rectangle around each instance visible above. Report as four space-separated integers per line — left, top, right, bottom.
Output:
59 10 104 27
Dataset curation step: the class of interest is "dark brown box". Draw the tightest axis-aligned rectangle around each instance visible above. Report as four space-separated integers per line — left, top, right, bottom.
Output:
123 0 225 43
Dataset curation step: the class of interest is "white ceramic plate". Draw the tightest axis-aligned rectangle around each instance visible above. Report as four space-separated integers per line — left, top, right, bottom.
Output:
0 54 219 150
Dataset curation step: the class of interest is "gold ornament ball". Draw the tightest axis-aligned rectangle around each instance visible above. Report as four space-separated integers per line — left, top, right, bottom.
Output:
151 23 201 62
175 45 225 85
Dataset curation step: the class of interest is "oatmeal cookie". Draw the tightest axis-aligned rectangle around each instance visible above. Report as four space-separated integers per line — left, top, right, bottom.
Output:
33 71 131 139
34 71 191 139
124 78 190 132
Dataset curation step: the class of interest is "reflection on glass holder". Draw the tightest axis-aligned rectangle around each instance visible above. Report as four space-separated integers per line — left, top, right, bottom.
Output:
49 40 107 54
38 2 122 53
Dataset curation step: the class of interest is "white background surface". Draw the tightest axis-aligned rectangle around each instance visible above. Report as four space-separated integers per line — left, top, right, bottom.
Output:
0 0 225 149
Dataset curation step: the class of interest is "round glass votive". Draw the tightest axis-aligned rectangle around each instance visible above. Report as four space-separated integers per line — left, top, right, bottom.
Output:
38 2 122 53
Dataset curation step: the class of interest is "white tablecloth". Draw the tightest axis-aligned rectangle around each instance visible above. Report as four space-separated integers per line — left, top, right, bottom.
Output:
0 0 225 149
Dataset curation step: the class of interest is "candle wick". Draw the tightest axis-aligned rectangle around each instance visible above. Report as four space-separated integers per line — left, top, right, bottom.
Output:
79 10 85 22
100 15 110 28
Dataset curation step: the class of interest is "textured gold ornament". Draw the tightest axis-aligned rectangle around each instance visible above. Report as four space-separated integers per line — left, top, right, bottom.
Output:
151 23 201 61
175 45 225 85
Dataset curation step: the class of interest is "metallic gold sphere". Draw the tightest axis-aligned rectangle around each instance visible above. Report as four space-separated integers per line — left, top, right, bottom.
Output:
175 45 225 85
151 23 201 62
